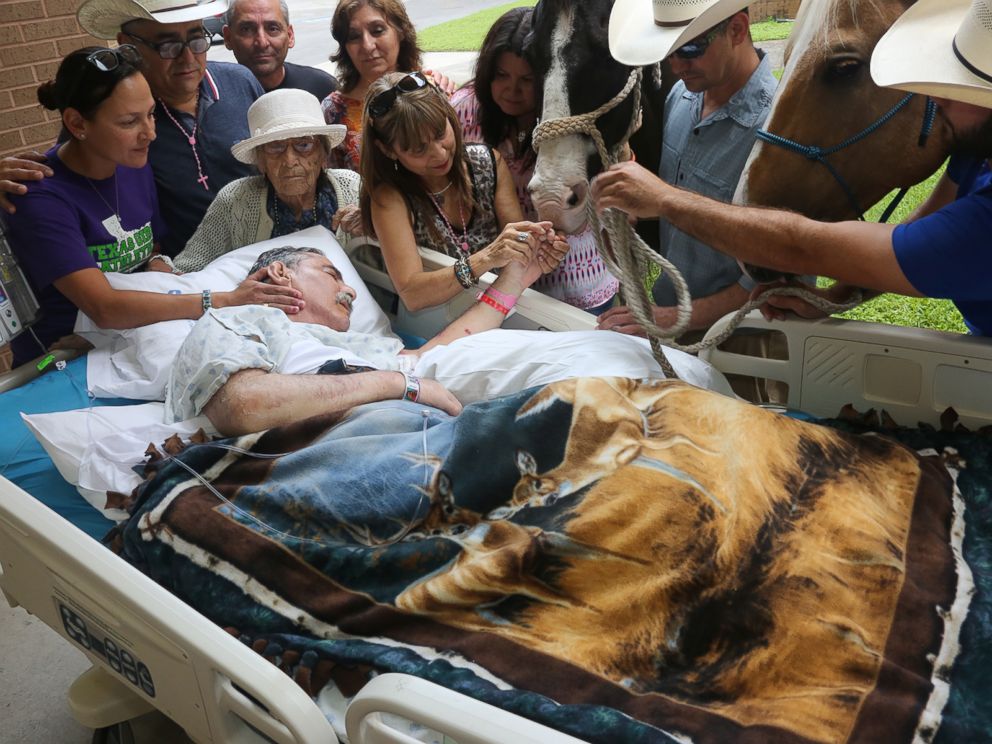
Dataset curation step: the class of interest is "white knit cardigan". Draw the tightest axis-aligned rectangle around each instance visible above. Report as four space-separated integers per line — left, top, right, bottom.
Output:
169 168 361 273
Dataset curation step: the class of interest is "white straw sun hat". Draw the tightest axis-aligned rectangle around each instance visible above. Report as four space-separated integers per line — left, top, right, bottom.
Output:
78 0 230 40
230 89 348 165
609 0 753 66
871 0 992 108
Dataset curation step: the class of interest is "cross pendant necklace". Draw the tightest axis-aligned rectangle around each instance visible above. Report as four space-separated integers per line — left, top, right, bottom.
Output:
159 97 210 191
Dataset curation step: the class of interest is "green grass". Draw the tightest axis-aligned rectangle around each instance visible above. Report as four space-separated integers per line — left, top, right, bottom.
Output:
750 19 794 42
419 1 537 52
824 162 967 334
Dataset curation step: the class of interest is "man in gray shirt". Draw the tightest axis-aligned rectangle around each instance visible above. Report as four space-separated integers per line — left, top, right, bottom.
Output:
599 0 778 338
223 0 339 99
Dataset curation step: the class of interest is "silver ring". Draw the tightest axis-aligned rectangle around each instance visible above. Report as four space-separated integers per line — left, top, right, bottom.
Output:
516 231 529 243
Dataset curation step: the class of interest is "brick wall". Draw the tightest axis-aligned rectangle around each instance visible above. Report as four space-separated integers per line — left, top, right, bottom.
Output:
750 0 802 20
0 0 107 159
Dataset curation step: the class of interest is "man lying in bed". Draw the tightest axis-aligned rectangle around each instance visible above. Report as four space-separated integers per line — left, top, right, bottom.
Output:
167 246 730 435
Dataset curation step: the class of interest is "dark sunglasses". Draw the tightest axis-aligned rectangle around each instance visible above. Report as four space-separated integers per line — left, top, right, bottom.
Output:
367 72 430 119
670 20 730 60
85 44 142 72
124 29 211 59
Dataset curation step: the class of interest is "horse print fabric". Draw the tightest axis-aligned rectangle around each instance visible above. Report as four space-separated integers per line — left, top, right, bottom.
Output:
110 378 991 743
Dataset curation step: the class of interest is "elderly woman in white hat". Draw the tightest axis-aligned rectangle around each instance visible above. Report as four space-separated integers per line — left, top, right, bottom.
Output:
152 88 361 273
593 0 992 337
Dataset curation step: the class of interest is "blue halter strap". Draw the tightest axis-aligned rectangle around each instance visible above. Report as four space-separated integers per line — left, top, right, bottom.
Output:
755 94 938 222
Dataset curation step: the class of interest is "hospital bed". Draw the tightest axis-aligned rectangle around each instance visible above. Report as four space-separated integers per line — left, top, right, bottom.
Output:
1 233 990 743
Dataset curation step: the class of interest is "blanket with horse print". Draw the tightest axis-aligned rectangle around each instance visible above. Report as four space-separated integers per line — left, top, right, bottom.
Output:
110 377 992 743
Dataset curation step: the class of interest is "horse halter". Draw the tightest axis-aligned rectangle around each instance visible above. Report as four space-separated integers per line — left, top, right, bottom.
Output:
754 94 938 222
532 67 644 166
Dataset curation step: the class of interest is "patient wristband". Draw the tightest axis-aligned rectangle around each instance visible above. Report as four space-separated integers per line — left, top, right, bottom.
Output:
400 372 421 403
483 287 517 312
476 288 514 316
201 289 212 315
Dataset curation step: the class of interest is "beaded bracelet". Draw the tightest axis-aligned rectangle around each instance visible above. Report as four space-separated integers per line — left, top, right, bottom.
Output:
476 289 511 315
453 255 476 289
201 289 212 315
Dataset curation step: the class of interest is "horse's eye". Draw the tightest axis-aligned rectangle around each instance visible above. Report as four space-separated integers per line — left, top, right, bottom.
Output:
825 58 864 83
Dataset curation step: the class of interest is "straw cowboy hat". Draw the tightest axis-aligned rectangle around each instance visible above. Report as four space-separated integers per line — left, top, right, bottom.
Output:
871 0 992 109
77 0 230 40
230 89 348 165
609 0 753 66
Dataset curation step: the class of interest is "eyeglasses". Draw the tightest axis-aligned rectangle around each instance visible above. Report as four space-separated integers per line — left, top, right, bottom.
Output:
367 72 430 119
670 21 730 60
260 137 320 156
86 44 142 72
124 30 211 59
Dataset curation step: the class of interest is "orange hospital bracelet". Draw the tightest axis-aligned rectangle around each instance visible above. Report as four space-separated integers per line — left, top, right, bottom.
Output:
477 290 511 315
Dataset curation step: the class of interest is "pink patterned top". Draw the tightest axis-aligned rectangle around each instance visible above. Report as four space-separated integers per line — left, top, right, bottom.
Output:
451 84 618 311
321 91 364 171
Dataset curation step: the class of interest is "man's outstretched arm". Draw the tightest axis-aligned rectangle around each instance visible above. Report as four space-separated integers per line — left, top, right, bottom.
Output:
591 161 921 297
203 368 461 436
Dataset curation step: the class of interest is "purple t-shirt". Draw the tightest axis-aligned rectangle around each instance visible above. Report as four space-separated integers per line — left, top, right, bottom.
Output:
7 145 164 366
892 155 992 335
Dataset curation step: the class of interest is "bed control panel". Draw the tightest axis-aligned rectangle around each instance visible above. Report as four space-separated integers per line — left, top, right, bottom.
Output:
57 599 157 698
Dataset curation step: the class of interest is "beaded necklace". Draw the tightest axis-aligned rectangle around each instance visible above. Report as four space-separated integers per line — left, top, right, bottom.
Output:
158 96 210 191
427 190 470 256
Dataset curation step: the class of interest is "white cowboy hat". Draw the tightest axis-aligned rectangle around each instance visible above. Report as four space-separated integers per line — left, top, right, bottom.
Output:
78 0 230 40
608 0 753 66
231 89 348 165
871 0 992 109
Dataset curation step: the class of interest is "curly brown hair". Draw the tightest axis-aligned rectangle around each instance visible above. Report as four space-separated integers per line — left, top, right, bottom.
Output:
330 0 423 93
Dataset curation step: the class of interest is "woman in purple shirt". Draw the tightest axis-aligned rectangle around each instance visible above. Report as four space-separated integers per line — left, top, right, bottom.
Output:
6 46 301 367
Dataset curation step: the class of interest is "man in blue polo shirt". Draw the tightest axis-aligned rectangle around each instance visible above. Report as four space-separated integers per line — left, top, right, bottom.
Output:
592 0 992 336
68 0 265 257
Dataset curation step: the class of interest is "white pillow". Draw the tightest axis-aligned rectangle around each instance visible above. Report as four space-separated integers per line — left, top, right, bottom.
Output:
78 226 395 401
413 329 735 403
22 404 216 520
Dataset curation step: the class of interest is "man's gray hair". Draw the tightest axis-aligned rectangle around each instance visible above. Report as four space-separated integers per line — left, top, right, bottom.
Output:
225 0 290 25
249 246 323 275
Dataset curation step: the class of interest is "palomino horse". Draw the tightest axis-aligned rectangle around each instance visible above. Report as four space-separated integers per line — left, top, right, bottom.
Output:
738 0 952 227
525 0 670 236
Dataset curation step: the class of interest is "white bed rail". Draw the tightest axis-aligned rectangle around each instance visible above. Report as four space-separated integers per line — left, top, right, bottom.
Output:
701 312 992 428
344 240 597 339
0 476 338 744
346 674 588 744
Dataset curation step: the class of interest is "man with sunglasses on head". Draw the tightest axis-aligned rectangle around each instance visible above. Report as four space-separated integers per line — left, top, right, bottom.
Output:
0 0 264 259
597 0 780 339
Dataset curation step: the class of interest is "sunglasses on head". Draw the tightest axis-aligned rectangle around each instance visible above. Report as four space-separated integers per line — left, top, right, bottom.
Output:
367 72 430 119
124 29 211 60
670 20 730 60
85 44 142 72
